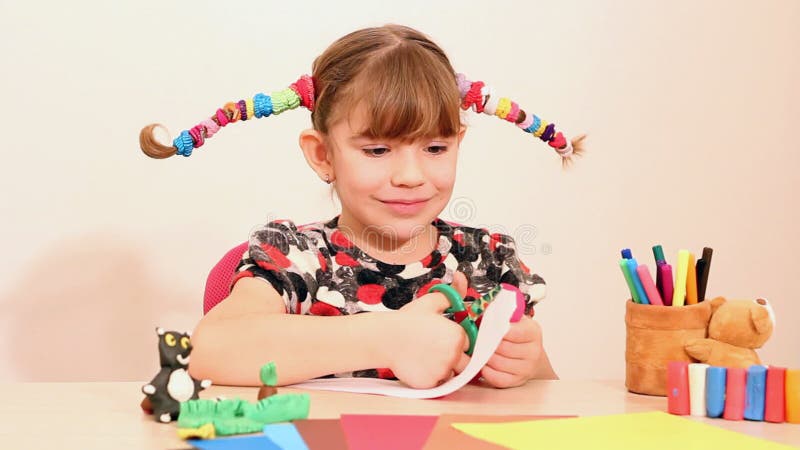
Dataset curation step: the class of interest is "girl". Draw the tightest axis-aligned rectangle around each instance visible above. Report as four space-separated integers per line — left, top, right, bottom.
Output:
140 24 583 389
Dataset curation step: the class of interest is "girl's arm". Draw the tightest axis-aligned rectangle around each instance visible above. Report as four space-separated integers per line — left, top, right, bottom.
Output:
189 277 468 387
189 277 394 386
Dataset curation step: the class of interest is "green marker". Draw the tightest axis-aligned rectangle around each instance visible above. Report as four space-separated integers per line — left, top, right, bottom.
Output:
619 259 641 303
652 245 666 264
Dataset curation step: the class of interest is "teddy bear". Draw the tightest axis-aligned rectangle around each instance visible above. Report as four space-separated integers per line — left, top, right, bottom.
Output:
684 297 774 368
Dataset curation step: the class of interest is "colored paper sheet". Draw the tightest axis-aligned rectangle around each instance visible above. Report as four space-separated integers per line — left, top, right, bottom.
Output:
188 434 281 450
292 419 348 450
423 415 574 450
451 411 793 450
289 291 516 398
263 423 309 450
340 414 438 450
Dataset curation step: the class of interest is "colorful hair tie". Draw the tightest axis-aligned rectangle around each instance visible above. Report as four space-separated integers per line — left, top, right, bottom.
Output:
270 88 300 115
189 125 205 148
152 76 315 157
146 72 582 162
174 131 194 157
518 113 534 130
224 102 240 123
201 118 220 138
253 93 272 118
455 73 585 162
237 100 248 121
290 75 315 111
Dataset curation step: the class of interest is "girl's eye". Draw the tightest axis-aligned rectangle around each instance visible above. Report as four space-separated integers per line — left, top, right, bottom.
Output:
362 145 447 157
363 147 389 157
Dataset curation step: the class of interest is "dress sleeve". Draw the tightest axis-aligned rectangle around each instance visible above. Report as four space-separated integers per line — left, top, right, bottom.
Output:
231 220 321 314
490 232 547 316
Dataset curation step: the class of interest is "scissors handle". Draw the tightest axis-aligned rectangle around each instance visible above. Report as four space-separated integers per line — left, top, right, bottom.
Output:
428 284 477 355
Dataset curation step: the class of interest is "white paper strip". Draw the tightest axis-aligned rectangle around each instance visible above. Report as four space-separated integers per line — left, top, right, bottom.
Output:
289 290 517 399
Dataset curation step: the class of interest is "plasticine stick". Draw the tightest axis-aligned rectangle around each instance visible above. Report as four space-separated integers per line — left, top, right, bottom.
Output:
667 361 690 415
787 369 800 424
706 366 727 418
724 368 746 421
689 363 709 416
765 366 786 423
744 365 767 421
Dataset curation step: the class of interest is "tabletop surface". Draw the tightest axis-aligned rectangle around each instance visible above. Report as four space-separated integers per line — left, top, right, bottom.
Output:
0 380 796 448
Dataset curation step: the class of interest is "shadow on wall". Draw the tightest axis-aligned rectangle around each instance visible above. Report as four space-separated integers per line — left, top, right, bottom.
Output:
0 232 199 382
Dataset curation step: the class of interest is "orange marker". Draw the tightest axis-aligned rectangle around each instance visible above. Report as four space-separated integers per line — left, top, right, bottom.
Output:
686 253 698 305
787 369 800 424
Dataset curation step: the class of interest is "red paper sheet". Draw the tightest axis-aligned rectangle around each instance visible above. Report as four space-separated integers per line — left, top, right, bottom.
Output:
340 414 439 450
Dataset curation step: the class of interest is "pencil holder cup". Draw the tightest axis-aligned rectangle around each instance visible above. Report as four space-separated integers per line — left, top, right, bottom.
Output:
624 300 713 396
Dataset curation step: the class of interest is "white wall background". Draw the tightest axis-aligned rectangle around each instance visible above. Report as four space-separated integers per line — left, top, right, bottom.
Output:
1 0 798 382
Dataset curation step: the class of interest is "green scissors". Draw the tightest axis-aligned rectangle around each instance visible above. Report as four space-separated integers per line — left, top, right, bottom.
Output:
427 283 503 356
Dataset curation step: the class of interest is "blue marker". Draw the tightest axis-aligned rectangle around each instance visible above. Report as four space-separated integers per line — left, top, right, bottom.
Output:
744 365 767 421
621 248 633 259
626 259 650 304
706 366 727 418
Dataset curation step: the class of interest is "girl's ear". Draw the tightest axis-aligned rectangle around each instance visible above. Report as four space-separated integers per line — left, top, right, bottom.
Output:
299 128 334 182
457 126 467 146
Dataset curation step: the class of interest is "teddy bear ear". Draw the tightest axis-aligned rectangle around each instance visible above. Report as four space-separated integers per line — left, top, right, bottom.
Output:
752 299 775 334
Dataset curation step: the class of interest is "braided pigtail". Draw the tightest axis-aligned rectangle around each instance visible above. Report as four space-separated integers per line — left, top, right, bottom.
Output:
139 75 315 159
456 73 585 167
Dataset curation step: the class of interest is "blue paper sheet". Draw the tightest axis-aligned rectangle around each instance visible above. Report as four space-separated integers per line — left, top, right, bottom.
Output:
263 423 309 450
188 434 281 450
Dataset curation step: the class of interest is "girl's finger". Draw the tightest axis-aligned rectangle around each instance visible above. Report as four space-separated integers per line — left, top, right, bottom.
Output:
486 352 532 377
495 339 538 360
480 364 524 389
452 271 468 298
502 317 542 344
454 352 471 375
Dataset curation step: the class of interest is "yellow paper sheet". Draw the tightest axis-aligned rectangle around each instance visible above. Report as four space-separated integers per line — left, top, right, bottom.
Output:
452 411 793 450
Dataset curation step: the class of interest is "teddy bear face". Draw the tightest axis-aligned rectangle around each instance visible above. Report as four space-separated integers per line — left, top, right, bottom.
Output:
707 298 774 349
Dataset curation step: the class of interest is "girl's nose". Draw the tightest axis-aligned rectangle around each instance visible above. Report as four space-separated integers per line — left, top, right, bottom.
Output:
391 152 425 187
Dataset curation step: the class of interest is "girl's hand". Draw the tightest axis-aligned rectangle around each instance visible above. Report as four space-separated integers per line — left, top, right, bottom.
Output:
480 316 545 388
385 272 471 389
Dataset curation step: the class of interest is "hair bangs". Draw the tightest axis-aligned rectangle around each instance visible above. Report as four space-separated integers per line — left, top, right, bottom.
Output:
339 44 461 142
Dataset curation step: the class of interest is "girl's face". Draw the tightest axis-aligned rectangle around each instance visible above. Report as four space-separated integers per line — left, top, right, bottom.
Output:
326 105 465 250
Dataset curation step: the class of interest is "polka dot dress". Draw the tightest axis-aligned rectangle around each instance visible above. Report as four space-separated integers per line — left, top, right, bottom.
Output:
231 215 546 378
